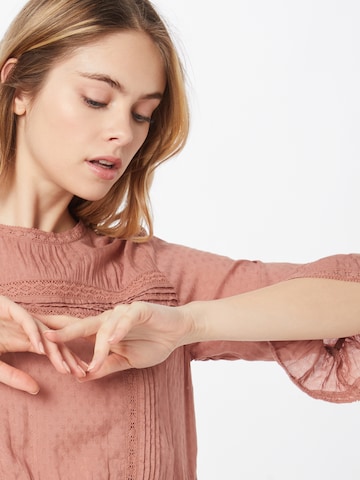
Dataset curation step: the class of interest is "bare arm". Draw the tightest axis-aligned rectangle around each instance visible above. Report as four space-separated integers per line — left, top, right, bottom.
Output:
183 278 360 343
44 278 360 380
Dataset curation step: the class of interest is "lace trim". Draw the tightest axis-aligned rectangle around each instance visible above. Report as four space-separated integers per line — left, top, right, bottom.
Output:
127 371 138 479
0 221 87 243
3 271 178 477
290 253 360 283
1 271 178 315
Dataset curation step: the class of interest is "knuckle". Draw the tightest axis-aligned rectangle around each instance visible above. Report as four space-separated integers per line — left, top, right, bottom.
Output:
128 301 143 314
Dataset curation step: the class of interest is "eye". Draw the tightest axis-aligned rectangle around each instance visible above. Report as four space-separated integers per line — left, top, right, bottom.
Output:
83 97 107 109
132 112 153 124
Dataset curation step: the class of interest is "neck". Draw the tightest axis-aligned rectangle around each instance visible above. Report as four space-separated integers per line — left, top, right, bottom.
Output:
0 173 76 233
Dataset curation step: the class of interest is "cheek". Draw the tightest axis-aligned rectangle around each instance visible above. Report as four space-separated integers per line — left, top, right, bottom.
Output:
48 103 90 138
35 90 94 142
134 127 151 152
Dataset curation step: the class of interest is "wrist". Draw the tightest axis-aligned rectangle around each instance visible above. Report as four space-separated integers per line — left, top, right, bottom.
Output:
177 301 210 346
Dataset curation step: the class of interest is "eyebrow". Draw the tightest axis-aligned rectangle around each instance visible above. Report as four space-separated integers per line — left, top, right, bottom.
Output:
78 71 163 100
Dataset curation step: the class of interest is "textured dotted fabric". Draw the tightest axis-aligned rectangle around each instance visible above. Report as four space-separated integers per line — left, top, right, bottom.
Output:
0 222 360 479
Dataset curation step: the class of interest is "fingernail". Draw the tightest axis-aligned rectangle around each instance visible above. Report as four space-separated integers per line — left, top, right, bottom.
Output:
30 389 40 395
38 342 45 355
63 361 71 374
76 377 87 384
77 365 86 377
87 361 96 372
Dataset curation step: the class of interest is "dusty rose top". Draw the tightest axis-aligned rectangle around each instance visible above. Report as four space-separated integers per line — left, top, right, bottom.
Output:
1 222 360 479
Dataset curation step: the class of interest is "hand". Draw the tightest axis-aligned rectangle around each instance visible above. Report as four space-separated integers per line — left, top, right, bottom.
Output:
0 296 87 394
44 302 192 381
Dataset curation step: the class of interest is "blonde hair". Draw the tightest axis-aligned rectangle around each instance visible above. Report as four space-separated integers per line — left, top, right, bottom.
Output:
0 0 189 240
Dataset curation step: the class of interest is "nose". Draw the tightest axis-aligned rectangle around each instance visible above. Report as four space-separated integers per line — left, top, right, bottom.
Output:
106 111 134 146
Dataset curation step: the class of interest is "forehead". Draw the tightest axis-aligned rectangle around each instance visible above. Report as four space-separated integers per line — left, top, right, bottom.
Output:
47 30 166 94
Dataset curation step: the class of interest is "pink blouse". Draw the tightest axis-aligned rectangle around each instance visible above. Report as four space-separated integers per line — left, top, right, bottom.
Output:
0 222 359 479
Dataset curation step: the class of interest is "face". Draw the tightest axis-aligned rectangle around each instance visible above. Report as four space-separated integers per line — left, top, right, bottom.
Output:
13 31 166 202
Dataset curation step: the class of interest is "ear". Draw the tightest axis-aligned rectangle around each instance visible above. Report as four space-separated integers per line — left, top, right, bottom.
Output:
0 58 17 83
1 58 28 116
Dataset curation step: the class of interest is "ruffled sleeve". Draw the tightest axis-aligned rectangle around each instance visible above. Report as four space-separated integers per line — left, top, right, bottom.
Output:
269 337 360 403
150 238 360 402
270 254 360 403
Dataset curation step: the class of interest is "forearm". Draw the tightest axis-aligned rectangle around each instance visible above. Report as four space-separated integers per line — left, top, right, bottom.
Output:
180 278 360 344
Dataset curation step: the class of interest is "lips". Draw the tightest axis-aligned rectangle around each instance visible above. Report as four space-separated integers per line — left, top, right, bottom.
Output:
89 159 113 169
88 156 122 169
86 156 122 181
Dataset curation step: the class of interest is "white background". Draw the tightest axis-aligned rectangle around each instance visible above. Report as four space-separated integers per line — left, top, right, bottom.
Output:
2 1 360 479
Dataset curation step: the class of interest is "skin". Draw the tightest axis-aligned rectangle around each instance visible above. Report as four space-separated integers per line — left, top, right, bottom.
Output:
0 31 165 232
44 277 360 382
1 29 360 390
0 30 166 392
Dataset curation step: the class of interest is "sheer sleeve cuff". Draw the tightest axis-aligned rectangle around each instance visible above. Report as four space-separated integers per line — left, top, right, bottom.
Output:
269 336 360 403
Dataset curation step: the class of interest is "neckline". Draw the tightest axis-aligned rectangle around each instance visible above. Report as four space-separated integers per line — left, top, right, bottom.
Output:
0 220 88 244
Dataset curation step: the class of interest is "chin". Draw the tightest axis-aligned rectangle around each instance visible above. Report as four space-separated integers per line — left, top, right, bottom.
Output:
73 189 111 203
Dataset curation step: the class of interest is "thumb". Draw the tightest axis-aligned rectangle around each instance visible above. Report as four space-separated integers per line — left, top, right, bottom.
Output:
79 353 132 382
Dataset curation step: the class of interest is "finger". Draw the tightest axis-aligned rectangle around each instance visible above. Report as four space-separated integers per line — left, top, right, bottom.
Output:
4 298 44 355
105 302 149 344
36 322 73 375
41 337 72 374
38 314 80 330
107 316 134 344
80 353 132 382
0 359 40 394
60 345 88 379
87 307 135 372
86 318 121 372
44 315 103 343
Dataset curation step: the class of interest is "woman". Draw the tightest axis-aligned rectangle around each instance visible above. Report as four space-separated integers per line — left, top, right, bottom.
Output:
0 0 359 478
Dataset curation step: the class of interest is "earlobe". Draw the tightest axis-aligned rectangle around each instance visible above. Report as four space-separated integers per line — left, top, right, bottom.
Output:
13 97 26 116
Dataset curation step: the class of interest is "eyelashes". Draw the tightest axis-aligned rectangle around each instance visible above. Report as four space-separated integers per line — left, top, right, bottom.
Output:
132 113 153 124
83 96 153 124
83 97 107 109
